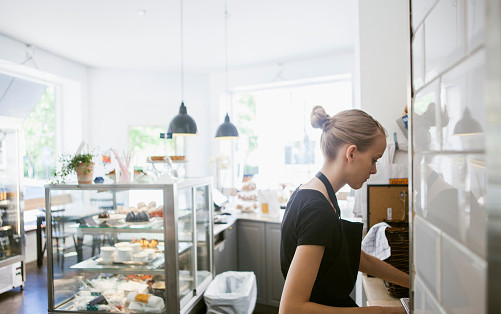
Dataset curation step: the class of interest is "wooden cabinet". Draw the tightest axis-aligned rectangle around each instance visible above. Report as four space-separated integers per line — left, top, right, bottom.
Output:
237 220 284 306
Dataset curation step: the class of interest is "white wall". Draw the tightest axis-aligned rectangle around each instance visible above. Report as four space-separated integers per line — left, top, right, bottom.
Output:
354 0 410 141
87 68 211 176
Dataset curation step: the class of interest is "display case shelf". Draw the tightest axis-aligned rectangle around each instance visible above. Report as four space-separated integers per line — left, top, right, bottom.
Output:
71 255 166 274
45 179 214 314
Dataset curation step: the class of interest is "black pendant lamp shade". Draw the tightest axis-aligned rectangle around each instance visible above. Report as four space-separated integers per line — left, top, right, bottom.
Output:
452 108 483 136
168 102 198 135
215 113 239 139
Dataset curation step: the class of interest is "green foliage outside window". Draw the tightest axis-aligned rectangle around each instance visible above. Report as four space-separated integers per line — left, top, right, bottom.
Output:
129 126 176 156
22 86 55 179
235 94 259 176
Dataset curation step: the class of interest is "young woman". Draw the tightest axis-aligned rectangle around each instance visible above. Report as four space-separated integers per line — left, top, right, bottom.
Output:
280 106 408 313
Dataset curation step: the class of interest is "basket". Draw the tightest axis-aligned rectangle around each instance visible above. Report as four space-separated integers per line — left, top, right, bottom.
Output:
383 222 409 298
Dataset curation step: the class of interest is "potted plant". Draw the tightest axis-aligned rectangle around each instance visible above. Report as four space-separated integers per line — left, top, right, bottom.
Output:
52 153 95 184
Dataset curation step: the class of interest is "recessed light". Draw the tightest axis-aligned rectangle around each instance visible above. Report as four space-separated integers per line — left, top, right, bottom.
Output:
138 10 147 17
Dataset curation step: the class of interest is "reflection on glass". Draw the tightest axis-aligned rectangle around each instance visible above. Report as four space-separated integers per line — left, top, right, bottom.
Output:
195 186 211 288
452 108 483 136
177 188 195 303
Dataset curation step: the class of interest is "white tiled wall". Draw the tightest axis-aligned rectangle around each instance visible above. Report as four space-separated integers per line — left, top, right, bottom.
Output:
411 0 487 312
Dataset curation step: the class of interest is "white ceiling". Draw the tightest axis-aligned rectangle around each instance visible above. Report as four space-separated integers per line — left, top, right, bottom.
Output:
0 0 355 72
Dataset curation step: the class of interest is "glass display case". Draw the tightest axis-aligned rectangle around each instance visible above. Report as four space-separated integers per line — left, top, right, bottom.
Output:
45 178 213 313
0 121 24 294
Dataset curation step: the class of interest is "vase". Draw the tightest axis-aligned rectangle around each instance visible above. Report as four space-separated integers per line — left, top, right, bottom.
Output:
75 162 95 184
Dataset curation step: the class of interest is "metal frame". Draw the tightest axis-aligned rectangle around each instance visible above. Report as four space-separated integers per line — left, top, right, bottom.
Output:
45 178 213 314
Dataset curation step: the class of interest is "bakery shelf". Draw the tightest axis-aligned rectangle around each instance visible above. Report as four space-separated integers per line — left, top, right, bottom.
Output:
45 179 214 314
70 255 165 274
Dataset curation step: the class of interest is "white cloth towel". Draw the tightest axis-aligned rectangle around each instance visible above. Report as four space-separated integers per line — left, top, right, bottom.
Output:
362 222 391 260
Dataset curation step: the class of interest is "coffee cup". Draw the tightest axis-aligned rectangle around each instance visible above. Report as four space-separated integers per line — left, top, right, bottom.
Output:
100 246 116 263
130 242 141 254
114 242 130 249
144 248 156 260
132 252 148 263
116 247 132 262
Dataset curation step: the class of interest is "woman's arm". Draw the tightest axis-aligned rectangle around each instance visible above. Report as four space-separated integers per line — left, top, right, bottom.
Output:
358 250 409 288
279 245 405 313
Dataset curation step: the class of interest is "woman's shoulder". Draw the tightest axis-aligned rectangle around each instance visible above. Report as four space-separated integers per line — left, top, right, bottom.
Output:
293 188 329 205
288 189 336 217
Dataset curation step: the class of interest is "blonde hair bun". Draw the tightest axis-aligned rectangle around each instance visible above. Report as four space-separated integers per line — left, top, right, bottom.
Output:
311 105 330 130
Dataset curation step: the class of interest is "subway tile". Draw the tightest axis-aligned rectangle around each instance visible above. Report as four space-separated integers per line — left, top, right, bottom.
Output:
413 154 425 218
414 274 426 314
425 0 466 82
424 288 447 314
414 274 447 314
412 0 438 30
414 216 441 297
441 233 486 314
440 49 486 151
422 154 464 241
462 154 487 258
413 25 426 91
466 0 485 51
413 81 440 152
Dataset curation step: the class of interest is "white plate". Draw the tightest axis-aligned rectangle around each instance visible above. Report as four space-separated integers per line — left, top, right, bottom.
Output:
93 214 126 222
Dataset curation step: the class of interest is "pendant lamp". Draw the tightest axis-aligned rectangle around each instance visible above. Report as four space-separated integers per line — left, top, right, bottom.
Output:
452 108 483 136
215 0 239 139
168 0 197 137
216 113 239 139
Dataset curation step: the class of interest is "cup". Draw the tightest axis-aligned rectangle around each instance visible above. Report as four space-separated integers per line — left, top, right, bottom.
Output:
116 247 132 262
114 242 130 248
130 242 141 254
100 246 116 263
132 252 148 263
144 248 156 260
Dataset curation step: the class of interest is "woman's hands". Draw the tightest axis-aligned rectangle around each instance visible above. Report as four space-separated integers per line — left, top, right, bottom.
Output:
359 250 409 288
280 246 408 313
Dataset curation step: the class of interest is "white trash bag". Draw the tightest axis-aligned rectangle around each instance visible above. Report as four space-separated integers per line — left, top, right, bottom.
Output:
204 271 257 314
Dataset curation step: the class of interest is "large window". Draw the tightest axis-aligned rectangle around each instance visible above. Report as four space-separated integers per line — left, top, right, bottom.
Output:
22 85 55 180
229 75 352 189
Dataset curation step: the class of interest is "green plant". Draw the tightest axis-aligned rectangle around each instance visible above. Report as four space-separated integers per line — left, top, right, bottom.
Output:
51 153 94 184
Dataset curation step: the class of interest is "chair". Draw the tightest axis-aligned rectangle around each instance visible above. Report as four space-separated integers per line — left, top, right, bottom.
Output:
38 194 75 269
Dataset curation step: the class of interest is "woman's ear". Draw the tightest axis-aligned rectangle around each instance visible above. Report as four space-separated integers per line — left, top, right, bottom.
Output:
345 144 357 163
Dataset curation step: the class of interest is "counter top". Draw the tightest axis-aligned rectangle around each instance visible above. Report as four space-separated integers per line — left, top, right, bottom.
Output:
361 273 402 307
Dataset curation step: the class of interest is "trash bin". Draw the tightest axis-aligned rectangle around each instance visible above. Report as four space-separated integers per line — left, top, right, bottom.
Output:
204 271 257 314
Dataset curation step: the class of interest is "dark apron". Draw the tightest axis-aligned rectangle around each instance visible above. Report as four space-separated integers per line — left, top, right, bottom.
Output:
315 172 363 307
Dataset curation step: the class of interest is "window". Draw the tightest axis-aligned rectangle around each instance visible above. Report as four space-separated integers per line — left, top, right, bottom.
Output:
128 126 183 164
229 75 352 188
22 85 55 180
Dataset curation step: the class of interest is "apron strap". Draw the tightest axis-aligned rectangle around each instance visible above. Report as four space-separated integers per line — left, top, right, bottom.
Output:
315 172 341 218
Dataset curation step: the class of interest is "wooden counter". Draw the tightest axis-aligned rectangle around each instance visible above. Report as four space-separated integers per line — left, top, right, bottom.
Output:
361 273 402 307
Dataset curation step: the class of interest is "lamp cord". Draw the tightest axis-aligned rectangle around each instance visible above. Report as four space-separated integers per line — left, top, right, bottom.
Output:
180 0 184 102
224 0 228 99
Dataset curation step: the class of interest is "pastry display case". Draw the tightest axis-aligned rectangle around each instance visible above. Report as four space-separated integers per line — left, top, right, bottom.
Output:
45 178 213 313
0 121 24 294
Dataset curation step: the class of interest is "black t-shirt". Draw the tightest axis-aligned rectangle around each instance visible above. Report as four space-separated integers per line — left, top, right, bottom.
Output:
280 188 358 307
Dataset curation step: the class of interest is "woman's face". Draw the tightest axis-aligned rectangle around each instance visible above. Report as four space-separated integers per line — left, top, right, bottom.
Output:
347 133 387 189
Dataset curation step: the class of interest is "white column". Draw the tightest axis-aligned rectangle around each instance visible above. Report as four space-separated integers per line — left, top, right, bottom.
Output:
354 0 410 141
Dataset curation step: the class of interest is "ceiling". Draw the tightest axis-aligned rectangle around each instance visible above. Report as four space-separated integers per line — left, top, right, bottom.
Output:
0 0 355 72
